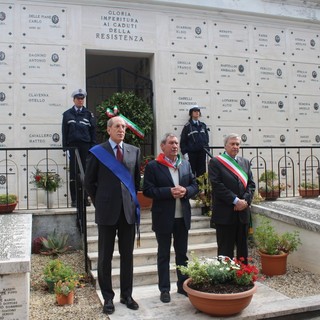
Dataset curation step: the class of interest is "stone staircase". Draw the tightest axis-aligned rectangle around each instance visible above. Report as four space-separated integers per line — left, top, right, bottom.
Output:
86 203 217 292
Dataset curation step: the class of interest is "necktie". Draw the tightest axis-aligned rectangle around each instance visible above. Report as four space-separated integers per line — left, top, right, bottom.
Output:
116 145 123 162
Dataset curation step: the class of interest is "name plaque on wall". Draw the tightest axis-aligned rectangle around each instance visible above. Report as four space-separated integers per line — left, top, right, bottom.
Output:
171 52 209 87
257 127 290 146
252 26 286 57
171 88 210 119
0 125 14 148
215 90 251 122
214 56 250 88
212 21 249 54
294 128 320 146
169 17 208 50
82 7 156 49
255 92 289 125
21 124 61 147
0 84 14 122
20 84 67 122
20 44 67 81
254 59 287 92
293 95 320 125
289 29 319 62
0 4 14 42
20 5 67 40
213 126 252 146
0 43 14 81
291 62 320 94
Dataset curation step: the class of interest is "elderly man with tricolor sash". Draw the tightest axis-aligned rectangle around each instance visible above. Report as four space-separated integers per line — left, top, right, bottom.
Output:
208 133 255 263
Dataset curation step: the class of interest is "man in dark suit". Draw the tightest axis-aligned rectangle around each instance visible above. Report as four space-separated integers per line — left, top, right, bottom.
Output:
84 116 140 315
143 133 198 303
208 133 255 262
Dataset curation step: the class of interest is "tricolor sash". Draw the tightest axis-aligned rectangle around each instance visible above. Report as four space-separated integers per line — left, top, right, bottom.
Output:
89 145 141 245
216 153 248 188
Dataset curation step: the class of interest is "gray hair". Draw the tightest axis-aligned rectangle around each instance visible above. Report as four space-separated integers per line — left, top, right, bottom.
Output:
160 133 177 145
107 116 125 128
224 133 241 146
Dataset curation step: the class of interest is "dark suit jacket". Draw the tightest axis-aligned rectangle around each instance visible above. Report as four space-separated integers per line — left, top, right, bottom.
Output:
84 141 141 225
208 155 255 225
143 159 199 233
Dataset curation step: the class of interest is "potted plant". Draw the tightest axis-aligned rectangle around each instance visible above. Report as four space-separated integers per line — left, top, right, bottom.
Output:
43 259 74 293
298 182 320 198
194 172 212 216
178 254 258 316
30 168 63 192
39 230 71 256
0 193 18 213
253 215 301 276
54 273 82 305
258 170 285 200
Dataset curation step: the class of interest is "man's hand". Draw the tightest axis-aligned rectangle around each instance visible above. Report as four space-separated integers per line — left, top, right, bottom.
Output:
234 199 248 211
171 185 187 198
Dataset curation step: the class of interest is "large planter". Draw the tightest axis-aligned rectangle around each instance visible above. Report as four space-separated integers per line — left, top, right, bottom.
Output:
137 191 152 209
259 251 289 276
56 291 75 305
183 278 257 317
298 189 319 198
259 190 280 200
0 202 17 214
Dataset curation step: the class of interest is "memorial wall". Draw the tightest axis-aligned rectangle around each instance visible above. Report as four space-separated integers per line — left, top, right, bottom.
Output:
0 0 319 205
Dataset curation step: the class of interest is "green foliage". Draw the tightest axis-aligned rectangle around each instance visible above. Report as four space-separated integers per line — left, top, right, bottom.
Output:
254 215 301 255
259 170 280 192
30 168 62 192
194 173 212 216
299 182 319 189
43 259 74 283
96 91 153 148
40 230 71 256
54 273 82 296
0 194 17 204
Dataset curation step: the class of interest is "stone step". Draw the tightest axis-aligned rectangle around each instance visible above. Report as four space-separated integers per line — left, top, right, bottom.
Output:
86 214 211 237
87 227 215 252
88 242 217 270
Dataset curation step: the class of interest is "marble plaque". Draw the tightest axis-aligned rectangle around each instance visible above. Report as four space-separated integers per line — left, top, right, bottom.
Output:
254 59 287 92
293 95 320 125
257 127 290 146
20 124 62 147
171 52 209 87
0 4 14 42
0 84 14 122
289 29 319 62
252 26 286 57
82 7 156 49
215 90 251 122
213 126 252 147
0 43 14 81
294 128 320 146
20 84 67 122
0 162 18 197
214 56 250 88
291 62 320 94
0 125 14 148
212 21 249 54
255 93 289 125
169 17 208 50
20 4 67 40
171 88 211 119
20 44 67 81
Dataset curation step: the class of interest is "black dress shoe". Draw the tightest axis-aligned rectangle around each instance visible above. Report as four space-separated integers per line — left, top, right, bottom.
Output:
160 291 171 303
103 299 114 314
120 296 139 310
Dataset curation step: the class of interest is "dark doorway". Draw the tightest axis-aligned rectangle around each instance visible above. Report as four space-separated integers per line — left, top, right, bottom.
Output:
85 52 154 156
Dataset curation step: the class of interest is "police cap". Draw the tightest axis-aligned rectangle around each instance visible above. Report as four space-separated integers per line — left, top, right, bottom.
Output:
71 88 87 98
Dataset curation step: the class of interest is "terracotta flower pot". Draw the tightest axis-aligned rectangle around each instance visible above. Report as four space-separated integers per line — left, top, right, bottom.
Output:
137 191 152 209
298 189 319 198
56 291 75 305
259 251 289 276
0 202 17 214
183 278 257 317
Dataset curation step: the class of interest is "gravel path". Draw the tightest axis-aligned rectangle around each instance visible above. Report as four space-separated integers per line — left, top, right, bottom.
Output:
30 249 320 319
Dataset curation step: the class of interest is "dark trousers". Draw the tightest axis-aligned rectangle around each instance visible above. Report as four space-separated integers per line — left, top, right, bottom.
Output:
97 209 136 301
188 149 207 177
155 218 189 292
68 142 91 202
215 220 249 261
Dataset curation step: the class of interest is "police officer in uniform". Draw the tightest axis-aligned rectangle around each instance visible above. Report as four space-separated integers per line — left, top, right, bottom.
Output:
62 89 96 207
180 105 209 177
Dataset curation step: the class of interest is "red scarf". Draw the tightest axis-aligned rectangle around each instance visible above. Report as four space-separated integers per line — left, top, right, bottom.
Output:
156 153 182 169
